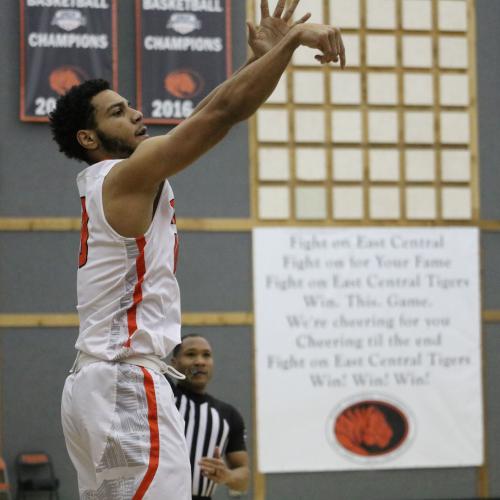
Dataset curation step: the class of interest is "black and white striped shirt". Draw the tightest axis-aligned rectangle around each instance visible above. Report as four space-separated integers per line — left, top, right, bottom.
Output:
170 383 247 499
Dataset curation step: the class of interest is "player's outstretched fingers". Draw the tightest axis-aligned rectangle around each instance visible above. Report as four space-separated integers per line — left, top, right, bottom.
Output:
315 54 328 64
282 0 300 22
261 0 270 18
247 21 257 40
273 0 286 18
329 30 339 63
320 32 335 63
292 12 311 26
338 30 346 68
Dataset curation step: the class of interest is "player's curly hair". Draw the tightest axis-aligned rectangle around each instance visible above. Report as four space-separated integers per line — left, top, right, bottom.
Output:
49 79 110 163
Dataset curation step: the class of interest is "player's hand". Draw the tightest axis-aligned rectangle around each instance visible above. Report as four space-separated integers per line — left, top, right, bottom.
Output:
291 23 346 67
247 0 311 57
199 447 231 485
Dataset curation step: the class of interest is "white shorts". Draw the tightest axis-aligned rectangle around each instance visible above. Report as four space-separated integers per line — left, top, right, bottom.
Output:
61 361 191 499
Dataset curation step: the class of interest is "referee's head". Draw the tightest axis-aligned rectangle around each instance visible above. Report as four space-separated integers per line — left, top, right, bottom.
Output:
171 334 214 394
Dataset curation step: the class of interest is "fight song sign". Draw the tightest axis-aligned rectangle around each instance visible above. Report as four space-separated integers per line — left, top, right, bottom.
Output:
136 0 232 124
254 227 483 472
20 0 118 122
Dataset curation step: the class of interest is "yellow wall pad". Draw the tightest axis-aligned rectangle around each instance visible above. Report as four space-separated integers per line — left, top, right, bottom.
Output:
4 311 500 328
3 217 500 232
0 312 254 328
0 217 253 232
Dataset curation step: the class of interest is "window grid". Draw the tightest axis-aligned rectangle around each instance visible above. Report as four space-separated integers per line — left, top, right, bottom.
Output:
251 0 477 224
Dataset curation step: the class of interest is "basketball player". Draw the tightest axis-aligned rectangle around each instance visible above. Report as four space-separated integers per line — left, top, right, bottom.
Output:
50 0 346 497
169 334 249 499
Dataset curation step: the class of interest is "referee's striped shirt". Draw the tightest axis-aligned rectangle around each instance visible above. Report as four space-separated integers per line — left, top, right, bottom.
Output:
170 382 247 499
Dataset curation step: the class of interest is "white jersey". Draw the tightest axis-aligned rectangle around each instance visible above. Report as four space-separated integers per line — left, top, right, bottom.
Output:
75 160 181 361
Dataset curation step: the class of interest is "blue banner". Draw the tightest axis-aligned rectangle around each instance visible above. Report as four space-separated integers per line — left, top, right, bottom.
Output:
136 0 232 124
20 0 118 122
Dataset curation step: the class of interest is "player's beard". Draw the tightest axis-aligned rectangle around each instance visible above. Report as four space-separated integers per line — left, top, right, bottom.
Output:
96 129 136 158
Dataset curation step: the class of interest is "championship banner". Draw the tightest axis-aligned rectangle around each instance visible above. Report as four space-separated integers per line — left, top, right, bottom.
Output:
135 0 232 124
253 227 483 472
20 0 118 122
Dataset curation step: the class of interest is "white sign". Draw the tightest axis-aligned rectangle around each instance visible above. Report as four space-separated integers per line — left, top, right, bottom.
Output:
253 227 483 472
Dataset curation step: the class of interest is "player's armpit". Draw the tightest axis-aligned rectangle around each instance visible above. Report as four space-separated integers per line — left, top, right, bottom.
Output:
101 108 233 237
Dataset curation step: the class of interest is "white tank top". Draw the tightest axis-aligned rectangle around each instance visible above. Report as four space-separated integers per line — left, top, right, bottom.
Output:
75 160 181 361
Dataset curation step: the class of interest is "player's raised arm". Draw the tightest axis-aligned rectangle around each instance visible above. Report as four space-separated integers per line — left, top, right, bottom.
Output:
109 22 344 194
187 0 312 119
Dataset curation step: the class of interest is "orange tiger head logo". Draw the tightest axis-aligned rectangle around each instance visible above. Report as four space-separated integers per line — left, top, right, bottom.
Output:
334 401 409 457
49 67 85 95
164 70 203 99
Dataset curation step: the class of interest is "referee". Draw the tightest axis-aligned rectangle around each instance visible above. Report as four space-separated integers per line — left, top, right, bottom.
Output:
168 334 250 499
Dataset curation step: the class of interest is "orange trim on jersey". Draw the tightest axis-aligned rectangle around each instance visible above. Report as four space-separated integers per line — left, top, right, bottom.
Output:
133 368 160 500
125 236 147 347
79 197 90 268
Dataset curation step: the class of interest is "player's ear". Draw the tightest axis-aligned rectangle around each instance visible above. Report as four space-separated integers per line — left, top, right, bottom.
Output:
77 129 98 151
170 356 178 368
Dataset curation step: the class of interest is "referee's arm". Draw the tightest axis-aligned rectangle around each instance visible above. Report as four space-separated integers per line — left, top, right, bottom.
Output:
225 450 250 492
199 447 249 492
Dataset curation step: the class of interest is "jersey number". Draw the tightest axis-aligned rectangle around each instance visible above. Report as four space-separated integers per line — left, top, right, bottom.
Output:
79 197 89 268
